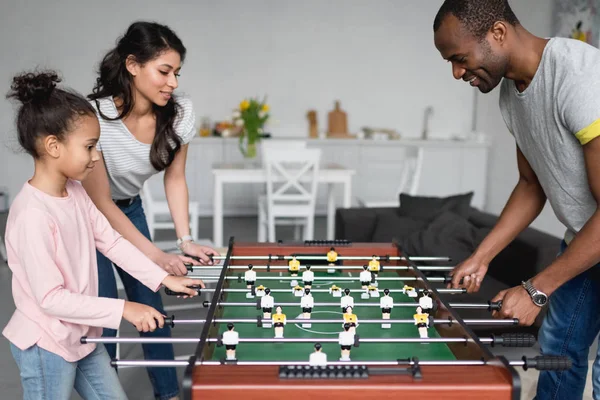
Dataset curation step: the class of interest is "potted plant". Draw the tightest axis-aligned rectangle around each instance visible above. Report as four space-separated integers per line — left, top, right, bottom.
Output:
232 97 270 159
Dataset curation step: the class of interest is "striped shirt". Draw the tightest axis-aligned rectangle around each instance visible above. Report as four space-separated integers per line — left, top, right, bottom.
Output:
90 96 196 200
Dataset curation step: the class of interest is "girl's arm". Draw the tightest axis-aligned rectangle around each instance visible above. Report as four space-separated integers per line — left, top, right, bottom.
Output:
164 144 219 264
82 152 196 275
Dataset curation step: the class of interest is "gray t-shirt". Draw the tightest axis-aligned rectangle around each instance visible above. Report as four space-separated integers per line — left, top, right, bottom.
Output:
499 37 600 243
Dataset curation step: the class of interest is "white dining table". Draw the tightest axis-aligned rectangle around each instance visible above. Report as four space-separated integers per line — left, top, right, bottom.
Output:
212 162 355 247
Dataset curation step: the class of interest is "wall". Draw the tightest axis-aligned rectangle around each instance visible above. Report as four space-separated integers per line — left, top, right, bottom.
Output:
0 0 475 204
477 0 567 238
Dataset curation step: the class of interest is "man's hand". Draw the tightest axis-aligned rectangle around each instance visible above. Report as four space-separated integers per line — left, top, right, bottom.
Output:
152 250 199 276
491 286 543 326
181 242 220 265
447 255 489 293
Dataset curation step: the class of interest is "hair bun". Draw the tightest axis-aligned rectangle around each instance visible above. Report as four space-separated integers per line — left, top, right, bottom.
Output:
8 71 61 104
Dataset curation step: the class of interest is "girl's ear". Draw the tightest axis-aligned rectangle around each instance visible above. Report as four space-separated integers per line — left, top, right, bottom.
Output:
43 135 61 159
125 55 140 77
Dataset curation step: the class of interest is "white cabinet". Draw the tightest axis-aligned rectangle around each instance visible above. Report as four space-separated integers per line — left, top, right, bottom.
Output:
145 136 490 215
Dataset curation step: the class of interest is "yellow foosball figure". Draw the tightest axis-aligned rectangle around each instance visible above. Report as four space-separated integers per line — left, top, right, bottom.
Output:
272 306 287 338
329 284 342 297
368 255 380 272
255 285 266 297
288 256 300 287
327 247 338 263
342 306 359 335
414 306 430 339
402 285 418 298
292 285 304 297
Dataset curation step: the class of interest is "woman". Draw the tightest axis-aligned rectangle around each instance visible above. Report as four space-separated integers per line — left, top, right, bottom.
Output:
83 21 218 400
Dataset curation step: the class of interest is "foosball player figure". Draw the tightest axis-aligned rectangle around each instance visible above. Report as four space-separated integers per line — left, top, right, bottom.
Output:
402 285 418 298
339 323 354 361
292 284 304 297
309 342 327 366
368 255 381 286
261 288 274 328
414 306 430 339
340 288 354 311
300 288 314 328
327 247 338 274
222 323 239 361
330 285 342 297
255 285 266 297
360 265 372 299
342 306 358 335
419 290 433 314
288 256 300 287
273 306 287 338
380 288 394 329
368 284 380 298
302 264 314 289
244 264 257 299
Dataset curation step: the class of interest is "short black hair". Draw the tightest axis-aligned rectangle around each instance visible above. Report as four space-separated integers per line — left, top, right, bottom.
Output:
433 0 519 39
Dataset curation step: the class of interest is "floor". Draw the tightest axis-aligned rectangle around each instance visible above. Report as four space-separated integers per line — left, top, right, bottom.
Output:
0 216 595 399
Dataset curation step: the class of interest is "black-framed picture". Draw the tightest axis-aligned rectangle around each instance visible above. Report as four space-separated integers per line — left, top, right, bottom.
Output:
553 0 600 48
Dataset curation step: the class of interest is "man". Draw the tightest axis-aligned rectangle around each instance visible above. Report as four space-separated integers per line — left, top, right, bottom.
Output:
433 1 600 399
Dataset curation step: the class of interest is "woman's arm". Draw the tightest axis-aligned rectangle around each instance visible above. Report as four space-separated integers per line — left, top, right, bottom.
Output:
164 144 219 264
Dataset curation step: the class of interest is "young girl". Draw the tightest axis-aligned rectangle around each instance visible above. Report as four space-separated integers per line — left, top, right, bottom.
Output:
84 21 218 400
2 71 203 399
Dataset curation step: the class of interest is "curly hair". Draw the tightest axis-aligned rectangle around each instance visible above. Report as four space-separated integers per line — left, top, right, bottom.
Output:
433 0 520 39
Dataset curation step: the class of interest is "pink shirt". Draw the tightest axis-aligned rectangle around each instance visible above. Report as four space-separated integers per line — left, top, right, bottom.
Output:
3 180 169 362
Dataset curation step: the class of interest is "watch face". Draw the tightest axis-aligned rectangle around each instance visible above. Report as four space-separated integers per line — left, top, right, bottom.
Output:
533 294 547 306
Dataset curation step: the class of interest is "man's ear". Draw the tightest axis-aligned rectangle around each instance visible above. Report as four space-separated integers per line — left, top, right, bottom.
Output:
490 21 508 45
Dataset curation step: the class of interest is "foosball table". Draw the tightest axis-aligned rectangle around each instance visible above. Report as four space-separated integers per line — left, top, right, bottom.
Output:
82 239 570 400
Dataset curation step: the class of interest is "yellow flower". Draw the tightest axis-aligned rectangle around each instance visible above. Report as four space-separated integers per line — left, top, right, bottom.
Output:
261 104 270 112
240 99 250 111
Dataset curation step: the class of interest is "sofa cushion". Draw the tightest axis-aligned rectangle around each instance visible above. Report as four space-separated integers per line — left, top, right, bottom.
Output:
398 192 474 222
400 211 479 263
371 212 429 243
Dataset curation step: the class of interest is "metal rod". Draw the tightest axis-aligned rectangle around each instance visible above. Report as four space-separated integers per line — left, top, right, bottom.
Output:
110 360 494 368
209 301 492 309
165 318 518 325
210 255 450 262
188 276 446 282
182 288 465 294
191 265 455 271
84 337 494 344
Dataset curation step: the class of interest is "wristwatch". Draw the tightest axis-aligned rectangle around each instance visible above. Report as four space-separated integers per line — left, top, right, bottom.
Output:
176 235 194 251
521 279 548 307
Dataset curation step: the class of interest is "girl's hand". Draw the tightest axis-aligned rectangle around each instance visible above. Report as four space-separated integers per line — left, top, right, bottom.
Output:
162 276 205 298
181 242 220 265
152 250 200 276
122 301 165 332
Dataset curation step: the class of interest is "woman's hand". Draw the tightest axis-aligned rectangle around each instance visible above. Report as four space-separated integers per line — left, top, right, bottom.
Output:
180 242 220 265
152 250 200 276
161 276 205 298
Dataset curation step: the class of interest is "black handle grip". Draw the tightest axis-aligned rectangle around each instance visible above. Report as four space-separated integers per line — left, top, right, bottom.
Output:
184 263 193 272
443 275 464 285
523 355 572 371
164 315 175 328
488 300 503 311
492 333 536 347
164 286 202 296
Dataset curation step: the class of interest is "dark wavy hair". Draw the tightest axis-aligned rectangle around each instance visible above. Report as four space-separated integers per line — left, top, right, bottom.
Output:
89 21 187 171
433 0 520 40
6 70 96 158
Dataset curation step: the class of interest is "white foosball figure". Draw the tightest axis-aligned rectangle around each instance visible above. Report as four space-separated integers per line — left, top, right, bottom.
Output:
402 285 418 298
339 323 354 361
272 306 287 338
368 285 380 298
309 343 327 366
292 285 304 297
255 285 266 297
340 288 354 311
380 288 394 329
330 285 342 298
327 247 338 274
360 265 372 299
222 323 239 360
300 288 314 328
244 264 257 298
302 265 314 289
414 306 430 339
261 288 274 328
368 255 380 286
419 290 433 314
342 306 359 335
288 256 300 287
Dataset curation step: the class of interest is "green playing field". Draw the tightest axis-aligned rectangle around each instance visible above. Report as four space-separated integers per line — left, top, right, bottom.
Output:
209 270 456 362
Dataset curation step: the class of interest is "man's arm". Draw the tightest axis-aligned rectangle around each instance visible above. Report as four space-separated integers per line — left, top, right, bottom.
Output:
450 145 546 292
531 136 600 295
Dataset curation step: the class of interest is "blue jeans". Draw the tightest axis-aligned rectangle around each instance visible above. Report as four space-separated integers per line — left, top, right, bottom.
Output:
10 343 127 400
97 196 178 400
535 240 600 400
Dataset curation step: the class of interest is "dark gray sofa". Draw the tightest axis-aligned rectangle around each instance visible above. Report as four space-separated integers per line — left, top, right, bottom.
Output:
335 203 562 335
